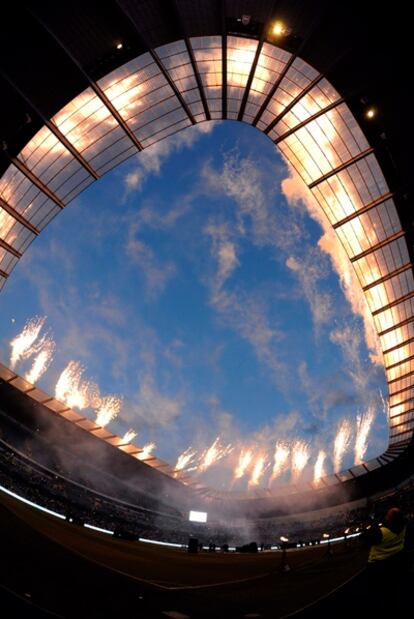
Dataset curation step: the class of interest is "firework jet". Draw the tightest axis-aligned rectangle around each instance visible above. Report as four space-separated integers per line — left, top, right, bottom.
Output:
25 337 55 384
234 449 253 480
9 316 46 369
269 442 290 485
314 450 327 482
55 361 99 410
354 408 375 464
248 455 267 487
198 437 233 472
95 395 122 427
333 419 352 472
291 441 310 481
121 429 137 444
137 442 156 460
175 447 197 472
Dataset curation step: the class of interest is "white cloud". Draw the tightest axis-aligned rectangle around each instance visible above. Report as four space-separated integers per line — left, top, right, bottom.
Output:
286 250 334 329
126 236 177 301
123 122 215 195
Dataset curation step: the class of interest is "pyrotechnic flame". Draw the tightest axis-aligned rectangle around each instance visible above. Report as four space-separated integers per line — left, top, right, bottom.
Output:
175 447 197 472
121 429 137 444
269 442 290 485
354 407 375 464
95 395 122 427
314 450 327 483
25 337 55 384
9 316 46 369
234 449 253 480
291 440 310 481
198 437 233 472
55 361 99 410
333 419 352 472
137 442 156 460
248 455 267 488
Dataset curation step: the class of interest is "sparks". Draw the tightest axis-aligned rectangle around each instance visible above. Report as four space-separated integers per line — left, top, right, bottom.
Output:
198 437 233 472
314 450 327 483
25 337 55 384
248 455 267 487
234 448 253 480
333 419 352 472
291 440 310 481
137 442 156 460
354 407 375 464
9 316 46 369
121 429 137 444
269 442 290 485
55 361 99 410
95 395 122 427
175 447 197 472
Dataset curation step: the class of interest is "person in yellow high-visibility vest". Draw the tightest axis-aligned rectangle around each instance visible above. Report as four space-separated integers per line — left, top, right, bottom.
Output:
363 507 409 612
368 507 406 564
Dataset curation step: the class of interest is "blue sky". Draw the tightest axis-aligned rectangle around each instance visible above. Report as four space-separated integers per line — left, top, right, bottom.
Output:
0 120 389 489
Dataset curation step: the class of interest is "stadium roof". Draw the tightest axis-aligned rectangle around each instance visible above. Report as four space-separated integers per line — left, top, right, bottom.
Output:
0 0 413 504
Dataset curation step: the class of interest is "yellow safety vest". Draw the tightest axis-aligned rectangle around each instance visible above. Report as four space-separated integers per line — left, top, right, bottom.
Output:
368 526 406 562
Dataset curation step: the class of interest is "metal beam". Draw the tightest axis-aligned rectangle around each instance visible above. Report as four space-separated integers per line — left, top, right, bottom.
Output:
387 367 414 385
273 97 345 145
113 0 196 126
332 192 395 230
389 383 414 399
170 0 210 121
0 67 99 180
26 6 144 151
9 156 65 209
238 2 276 122
0 267 8 279
252 54 295 127
186 40 211 120
221 0 227 120
378 314 414 338
0 197 39 235
308 148 375 190
350 230 405 263
383 336 414 356
252 7 333 128
265 73 323 134
372 290 414 317
264 41 351 136
390 397 414 410
386 353 414 371
362 263 412 292
0 237 21 258
238 39 265 122
390 408 414 420
390 428 414 439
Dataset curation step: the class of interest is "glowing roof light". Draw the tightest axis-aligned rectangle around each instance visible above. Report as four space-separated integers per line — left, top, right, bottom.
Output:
272 21 287 36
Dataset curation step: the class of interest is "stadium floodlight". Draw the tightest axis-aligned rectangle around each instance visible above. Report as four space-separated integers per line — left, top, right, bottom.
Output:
189 510 208 523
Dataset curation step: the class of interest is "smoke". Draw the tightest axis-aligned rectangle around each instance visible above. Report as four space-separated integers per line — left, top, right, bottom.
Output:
281 169 382 365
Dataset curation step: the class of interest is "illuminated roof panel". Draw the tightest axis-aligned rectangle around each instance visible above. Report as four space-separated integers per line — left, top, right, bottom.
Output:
257 57 320 129
243 42 292 124
156 40 206 121
191 36 222 120
271 78 341 136
227 36 259 119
